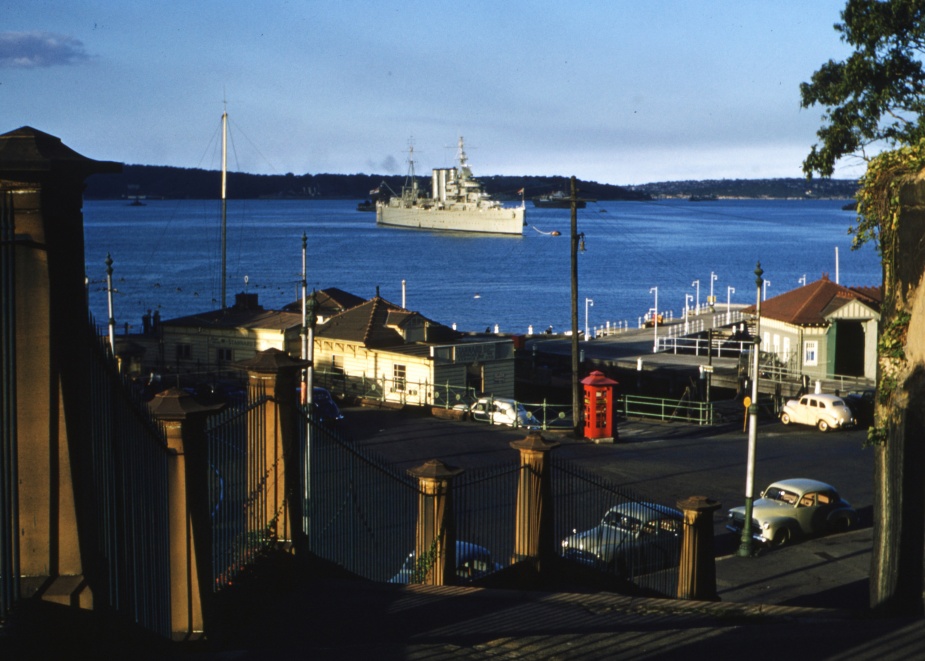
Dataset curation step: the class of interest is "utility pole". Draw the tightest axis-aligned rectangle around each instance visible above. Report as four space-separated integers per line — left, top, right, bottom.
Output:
738 262 764 557
570 176 582 439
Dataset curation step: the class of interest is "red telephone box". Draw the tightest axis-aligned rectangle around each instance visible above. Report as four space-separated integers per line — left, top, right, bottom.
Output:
581 371 619 440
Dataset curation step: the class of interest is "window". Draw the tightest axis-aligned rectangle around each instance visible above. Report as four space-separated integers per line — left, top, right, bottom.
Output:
176 343 192 360
217 348 233 363
331 355 343 374
804 340 818 367
393 364 406 392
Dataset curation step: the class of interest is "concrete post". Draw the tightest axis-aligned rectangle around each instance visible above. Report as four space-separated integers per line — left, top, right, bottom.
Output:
235 349 309 549
148 388 222 641
676 496 721 601
1 126 120 607
407 459 463 586
510 432 559 571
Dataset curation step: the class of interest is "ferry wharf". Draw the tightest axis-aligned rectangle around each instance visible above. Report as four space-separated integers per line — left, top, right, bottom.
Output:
520 312 866 407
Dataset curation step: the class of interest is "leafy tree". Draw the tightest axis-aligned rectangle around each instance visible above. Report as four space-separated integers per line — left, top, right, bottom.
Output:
801 0 925 177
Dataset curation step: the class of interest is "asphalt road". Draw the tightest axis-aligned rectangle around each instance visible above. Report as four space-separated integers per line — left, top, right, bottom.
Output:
339 405 874 551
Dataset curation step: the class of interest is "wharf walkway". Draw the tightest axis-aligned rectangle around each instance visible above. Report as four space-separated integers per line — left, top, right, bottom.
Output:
525 314 873 399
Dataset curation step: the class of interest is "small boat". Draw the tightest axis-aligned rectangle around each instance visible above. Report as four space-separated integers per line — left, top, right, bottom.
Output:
356 200 376 212
532 190 585 209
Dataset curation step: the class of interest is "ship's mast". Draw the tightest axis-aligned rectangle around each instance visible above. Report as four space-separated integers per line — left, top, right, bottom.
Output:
221 108 228 309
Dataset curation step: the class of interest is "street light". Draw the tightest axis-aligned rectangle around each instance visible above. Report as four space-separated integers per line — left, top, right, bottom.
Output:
727 286 735 314
692 280 700 315
650 286 658 353
684 293 693 333
738 261 764 557
762 279 771 301
710 271 718 308
585 298 594 338
799 274 807 287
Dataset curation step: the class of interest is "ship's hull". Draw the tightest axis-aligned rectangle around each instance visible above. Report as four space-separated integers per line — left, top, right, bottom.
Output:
377 204 525 235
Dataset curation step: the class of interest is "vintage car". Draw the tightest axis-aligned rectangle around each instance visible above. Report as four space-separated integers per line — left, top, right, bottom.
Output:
468 397 539 428
780 393 855 432
560 501 683 576
726 478 858 547
389 540 502 584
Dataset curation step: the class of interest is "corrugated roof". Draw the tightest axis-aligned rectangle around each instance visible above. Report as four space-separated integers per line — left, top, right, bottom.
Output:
745 276 880 326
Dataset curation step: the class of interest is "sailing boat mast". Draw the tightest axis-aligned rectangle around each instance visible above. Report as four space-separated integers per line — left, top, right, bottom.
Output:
221 109 228 309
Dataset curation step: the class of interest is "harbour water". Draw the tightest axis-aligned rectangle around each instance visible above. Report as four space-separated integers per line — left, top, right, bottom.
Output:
83 198 881 336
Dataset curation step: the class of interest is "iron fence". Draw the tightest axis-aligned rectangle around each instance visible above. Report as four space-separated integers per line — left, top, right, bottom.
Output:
299 410 419 583
86 324 172 638
453 463 522 582
552 457 682 597
206 386 277 591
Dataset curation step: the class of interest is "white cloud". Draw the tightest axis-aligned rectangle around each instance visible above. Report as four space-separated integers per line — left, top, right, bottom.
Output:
0 31 89 68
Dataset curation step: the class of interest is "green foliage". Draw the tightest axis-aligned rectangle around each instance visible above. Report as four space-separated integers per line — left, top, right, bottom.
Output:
878 311 911 359
801 0 925 178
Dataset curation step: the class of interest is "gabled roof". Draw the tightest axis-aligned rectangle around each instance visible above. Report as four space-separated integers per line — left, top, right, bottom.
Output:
281 287 366 317
746 276 881 326
315 296 458 347
162 292 302 331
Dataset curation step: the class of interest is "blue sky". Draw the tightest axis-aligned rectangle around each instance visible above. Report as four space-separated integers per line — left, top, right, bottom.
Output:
2 1 862 184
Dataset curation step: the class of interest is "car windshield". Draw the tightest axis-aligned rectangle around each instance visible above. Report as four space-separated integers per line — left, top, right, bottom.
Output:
603 510 642 532
763 487 800 505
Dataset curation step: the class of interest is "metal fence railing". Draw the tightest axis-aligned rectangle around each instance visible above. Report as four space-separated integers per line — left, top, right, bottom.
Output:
206 386 276 591
552 457 682 597
621 394 714 425
86 323 172 638
453 463 523 583
299 409 419 583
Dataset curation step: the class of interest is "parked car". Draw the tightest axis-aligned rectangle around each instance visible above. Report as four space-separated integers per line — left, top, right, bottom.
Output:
560 501 683 577
780 393 855 432
468 397 539 428
312 386 343 422
843 389 875 428
389 540 502 584
726 478 858 547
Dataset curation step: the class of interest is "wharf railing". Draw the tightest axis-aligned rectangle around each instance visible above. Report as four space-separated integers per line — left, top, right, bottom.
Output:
621 394 714 425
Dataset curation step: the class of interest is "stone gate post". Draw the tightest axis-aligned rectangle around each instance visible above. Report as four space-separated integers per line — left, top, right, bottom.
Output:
1 127 119 607
407 459 463 586
148 388 222 640
676 495 721 601
510 432 559 571
235 348 309 549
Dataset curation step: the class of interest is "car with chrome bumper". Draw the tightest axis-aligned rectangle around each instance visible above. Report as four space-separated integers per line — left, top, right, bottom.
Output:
561 501 683 576
726 478 858 547
780 393 855 432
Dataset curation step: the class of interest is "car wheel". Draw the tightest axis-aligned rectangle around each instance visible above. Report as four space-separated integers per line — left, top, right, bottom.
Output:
832 517 851 533
770 527 791 547
780 413 791 425
817 419 830 432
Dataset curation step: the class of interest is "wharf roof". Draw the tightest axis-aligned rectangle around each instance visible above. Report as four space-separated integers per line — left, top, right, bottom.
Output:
745 276 881 327
315 296 459 348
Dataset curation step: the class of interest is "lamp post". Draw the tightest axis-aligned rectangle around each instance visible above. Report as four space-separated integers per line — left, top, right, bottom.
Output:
684 293 693 333
726 286 735 315
710 271 718 308
692 279 700 315
762 279 771 301
738 262 764 557
585 298 594 339
799 274 806 287
650 286 658 353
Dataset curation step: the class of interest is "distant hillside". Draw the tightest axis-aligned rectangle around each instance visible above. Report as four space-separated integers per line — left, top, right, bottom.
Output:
83 165 858 201
628 177 858 199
